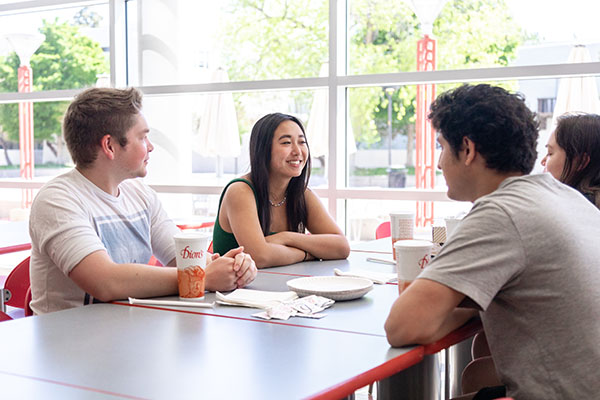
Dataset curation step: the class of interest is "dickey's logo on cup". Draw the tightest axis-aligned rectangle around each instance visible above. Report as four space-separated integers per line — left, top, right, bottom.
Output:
180 246 204 260
418 254 429 269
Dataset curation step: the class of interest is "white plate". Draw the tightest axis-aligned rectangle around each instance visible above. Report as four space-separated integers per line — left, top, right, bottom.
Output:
286 276 373 301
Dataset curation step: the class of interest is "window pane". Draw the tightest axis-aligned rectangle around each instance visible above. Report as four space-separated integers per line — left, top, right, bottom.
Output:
0 100 73 176
345 199 472 242
126 0 329 86
348 0 600 75
0 2 110 93
155 193 220 229
347 74 600 189
142 89 327 186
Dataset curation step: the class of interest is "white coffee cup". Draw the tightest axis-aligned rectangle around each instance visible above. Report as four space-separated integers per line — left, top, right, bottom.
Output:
173 232 211 301
389 211 415 259
394 240 433 295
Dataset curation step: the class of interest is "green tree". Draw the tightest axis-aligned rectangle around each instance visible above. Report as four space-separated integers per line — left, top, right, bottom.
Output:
0 19 108 163
351 0 525 150
219 0 328 129
220 0 526 152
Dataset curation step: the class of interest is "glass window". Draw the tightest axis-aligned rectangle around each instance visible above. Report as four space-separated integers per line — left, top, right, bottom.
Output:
348 0 600 75
1 1 598 233
0 2 109 93
126 0 329 86
345 199 472 242
141 89 330 187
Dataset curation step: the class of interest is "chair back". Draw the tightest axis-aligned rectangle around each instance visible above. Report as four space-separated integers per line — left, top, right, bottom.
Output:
4 256 30 309
2 256 33 316
24 287 33 317
0 310 12 322
375 221 391 239
148 256 163 266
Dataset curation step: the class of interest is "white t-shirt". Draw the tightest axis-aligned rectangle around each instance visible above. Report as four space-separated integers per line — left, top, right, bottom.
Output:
420 174 600 399
29 169 180 314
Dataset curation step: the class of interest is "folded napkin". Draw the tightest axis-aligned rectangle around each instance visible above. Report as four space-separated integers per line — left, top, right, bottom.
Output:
216 289 298 309
333 268 397 284
128 297 215 308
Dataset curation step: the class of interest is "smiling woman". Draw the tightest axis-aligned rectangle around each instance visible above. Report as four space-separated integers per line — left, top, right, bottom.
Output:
212 113 350 268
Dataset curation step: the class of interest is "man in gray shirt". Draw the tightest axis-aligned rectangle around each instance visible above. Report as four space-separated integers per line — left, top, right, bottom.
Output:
385 84 600 399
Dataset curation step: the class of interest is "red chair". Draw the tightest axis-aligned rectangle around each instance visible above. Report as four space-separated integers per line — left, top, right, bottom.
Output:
375 221 391 239
148 256 163 266
0 310 12 322
1 256 33 317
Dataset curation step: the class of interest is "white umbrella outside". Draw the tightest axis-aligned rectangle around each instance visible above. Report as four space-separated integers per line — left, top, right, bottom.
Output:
534 45 600 173
306 63 356 162
552 44 600 126
195 67 241 177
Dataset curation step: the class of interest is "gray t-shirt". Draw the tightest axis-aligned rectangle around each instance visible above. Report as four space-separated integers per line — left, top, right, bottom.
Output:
420 174 600 399
29 169 180 314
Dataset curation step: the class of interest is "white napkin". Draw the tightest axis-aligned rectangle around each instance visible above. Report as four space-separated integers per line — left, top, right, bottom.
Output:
216 289 299 309
128 297 215 308
333 268 397 284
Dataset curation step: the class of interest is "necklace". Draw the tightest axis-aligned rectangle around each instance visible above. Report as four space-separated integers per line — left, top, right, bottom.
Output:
269 196 287 207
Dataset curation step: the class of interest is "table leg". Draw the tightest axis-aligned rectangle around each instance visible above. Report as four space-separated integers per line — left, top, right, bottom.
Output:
446 337 474 399
377 352 443 400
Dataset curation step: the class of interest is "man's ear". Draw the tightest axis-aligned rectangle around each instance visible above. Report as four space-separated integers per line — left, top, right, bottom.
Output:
463 136 477 166
99 134 115 160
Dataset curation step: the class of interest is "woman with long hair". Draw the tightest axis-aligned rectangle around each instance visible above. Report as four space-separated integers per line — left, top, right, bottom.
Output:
541 112 600 208
212 113 349 268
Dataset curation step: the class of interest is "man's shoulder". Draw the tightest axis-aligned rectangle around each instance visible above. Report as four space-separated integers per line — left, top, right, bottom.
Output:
35 170 83 199
478 174 575 209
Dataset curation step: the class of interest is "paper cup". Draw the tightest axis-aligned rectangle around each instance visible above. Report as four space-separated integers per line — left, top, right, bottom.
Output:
394 240 433 295
444 217 463 241
173 232 210 301
390 212 415 259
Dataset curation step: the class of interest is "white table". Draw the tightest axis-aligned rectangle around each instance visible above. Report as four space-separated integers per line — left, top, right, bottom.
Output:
0 239 480 400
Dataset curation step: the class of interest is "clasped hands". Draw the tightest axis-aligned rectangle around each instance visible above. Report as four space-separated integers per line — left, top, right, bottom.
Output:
205 246 257 291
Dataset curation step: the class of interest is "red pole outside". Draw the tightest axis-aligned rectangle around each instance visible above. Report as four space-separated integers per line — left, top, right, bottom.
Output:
415 35 436 227
18 65 34 208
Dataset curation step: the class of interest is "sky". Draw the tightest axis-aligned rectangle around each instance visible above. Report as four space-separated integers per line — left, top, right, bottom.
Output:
505 0 600 43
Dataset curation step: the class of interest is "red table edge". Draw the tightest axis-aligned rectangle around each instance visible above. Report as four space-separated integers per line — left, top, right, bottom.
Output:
305 346 424 400
176 221 214 230
423 318 483 355
0 243 31 255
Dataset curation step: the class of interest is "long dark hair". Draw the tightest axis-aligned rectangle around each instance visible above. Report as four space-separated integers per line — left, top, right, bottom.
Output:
554 113 600 208
249 113 312 235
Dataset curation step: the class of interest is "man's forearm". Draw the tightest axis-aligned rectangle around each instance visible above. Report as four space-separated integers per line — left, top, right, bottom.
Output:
426 308 479 343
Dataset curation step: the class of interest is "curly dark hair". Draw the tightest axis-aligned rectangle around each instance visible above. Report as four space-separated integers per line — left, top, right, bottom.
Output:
428 84 539 174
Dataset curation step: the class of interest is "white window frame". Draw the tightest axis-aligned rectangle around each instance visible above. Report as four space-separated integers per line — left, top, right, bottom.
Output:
1 0 599 226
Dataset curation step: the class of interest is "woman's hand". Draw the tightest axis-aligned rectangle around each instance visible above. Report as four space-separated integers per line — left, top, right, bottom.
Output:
205 247 257 291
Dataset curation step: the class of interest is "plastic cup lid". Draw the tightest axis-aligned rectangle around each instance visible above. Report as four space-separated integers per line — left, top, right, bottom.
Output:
393 239 433 249
390 211 415 218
